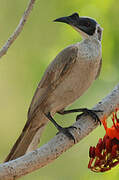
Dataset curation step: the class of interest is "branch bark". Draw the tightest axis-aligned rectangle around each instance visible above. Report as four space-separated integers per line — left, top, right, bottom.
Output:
0 83 119 180
0 0 36 58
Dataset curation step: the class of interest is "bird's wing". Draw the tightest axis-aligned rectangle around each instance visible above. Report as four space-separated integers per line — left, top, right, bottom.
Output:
28 45 78 119
5 45 78 162
95 58 102 79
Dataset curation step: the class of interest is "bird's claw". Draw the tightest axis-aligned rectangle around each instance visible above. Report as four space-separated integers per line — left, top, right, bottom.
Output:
57 126 77 143
76 109 102 125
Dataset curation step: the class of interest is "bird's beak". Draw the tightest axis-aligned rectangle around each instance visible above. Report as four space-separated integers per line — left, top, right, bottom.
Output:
54 13 88 38
54 13 97 38
54 13 80 28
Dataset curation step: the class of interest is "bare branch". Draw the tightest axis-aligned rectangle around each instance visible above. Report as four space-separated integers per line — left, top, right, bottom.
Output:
0 0 36 58
0 84 119 180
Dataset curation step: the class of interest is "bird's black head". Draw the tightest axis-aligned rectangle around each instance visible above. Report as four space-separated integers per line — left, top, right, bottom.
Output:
54 13 97 36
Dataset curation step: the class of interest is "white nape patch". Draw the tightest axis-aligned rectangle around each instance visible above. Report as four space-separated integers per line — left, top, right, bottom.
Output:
92 24 103 41
96 24 103 41
72 23 103 42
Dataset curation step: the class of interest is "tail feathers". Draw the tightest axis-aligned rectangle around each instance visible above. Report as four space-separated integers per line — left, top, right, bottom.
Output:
26 123 47 153
4 113 48 162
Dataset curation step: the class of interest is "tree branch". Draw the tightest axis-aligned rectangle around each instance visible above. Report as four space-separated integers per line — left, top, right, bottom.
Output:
0 0 36 58
0 84 119 180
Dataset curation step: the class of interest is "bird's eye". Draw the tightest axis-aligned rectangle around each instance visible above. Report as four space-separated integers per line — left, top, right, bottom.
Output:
86 22 90 27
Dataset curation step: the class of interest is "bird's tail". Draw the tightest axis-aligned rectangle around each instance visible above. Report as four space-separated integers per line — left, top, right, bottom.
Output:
4 111 48 162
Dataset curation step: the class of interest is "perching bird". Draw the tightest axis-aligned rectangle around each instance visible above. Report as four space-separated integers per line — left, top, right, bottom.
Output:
5 13 103 162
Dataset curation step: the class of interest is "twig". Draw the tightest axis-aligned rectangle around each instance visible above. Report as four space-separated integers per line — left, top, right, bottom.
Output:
0 83 119 180
0 0 36 58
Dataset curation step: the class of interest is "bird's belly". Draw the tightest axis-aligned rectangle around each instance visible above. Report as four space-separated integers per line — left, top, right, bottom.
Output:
47 59 100 114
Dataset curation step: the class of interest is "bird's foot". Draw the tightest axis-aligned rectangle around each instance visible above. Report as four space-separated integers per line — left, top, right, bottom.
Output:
76 108 102 125
45 112 77 143
57 126 77 143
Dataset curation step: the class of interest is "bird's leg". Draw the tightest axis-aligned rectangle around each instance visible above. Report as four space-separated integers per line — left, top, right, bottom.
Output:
58 108 102 125
45 112 77 143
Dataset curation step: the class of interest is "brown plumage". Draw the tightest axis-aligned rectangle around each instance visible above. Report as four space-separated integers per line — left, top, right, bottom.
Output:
5 13 103 162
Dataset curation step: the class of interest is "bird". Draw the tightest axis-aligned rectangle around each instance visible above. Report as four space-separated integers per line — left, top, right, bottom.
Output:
5 12 103 162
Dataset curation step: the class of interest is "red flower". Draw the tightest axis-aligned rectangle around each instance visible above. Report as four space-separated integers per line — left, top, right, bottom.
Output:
88 108 119 172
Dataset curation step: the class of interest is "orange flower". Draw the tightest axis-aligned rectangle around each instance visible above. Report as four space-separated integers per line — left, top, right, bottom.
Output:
88 108 119 172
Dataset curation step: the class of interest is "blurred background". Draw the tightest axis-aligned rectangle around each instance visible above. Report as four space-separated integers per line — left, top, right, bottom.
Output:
0 0 119 179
